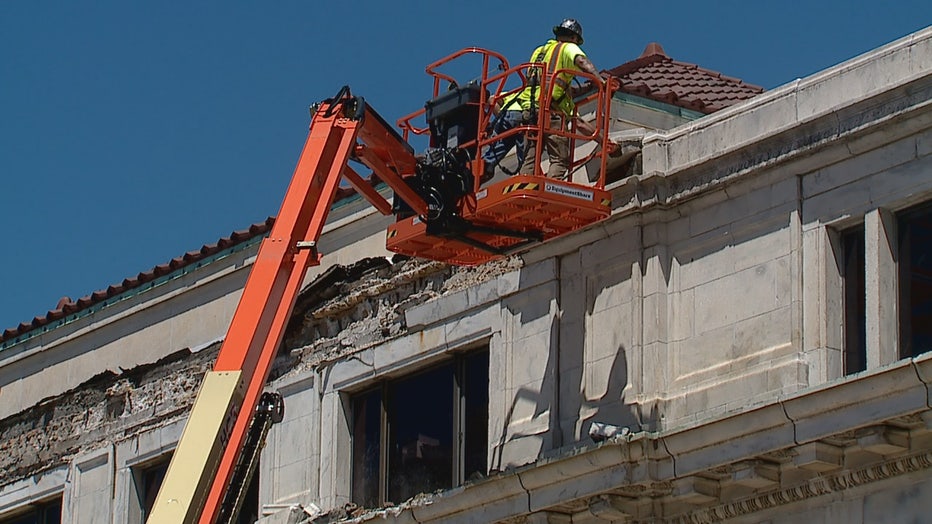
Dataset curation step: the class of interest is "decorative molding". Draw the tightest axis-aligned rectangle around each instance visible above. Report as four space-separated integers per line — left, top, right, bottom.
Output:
670 451 932 523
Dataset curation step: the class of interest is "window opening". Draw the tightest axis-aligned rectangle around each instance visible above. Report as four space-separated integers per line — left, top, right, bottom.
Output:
898 203 932 358
843 226 866 374
351 348 489 507
0 497 62 524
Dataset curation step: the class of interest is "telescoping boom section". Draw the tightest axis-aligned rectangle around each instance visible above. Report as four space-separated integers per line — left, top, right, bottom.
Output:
148 47 618 523
146 90 429 524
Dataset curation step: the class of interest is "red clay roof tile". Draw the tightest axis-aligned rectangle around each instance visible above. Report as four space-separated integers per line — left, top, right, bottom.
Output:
1 216 277 345
607 42 764 114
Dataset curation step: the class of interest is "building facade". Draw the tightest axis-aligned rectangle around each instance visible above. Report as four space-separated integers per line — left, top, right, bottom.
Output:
2 27 931 523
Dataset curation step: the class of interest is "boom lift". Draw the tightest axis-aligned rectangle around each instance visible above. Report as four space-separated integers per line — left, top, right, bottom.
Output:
147 48 617 523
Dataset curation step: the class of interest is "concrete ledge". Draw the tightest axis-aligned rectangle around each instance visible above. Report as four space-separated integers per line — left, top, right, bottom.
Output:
643 27 932 176
0 467 67 516
404 259 556 330
662 403 794 476
783 358 929 443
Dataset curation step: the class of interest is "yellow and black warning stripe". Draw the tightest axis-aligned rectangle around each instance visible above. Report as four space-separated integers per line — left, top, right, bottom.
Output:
502 182 540 194
387 229 398 239
600 198 611 207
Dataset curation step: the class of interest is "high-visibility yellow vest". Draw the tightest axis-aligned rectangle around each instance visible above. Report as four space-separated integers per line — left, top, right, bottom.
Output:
502 39 584 116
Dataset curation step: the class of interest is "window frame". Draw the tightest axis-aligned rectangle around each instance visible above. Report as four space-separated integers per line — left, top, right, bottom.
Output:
0 496 62 524
897 201 932 359
350 348 489 507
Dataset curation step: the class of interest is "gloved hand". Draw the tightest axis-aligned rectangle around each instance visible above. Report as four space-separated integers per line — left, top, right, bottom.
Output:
605 140 622 157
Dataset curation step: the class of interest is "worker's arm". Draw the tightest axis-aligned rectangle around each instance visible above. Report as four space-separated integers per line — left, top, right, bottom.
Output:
574 54 601 80
573 117 598 138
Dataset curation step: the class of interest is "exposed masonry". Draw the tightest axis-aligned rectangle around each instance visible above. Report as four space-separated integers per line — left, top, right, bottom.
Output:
275 255 521 379
0 255 519 488
0 347 214 486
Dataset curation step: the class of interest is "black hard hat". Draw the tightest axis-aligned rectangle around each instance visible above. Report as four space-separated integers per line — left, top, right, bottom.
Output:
553 18 583 44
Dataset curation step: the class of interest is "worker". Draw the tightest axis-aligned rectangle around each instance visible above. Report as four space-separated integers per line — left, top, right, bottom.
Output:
481 18 610 182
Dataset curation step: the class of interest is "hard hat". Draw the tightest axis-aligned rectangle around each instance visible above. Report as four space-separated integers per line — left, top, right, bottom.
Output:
553 18 583 44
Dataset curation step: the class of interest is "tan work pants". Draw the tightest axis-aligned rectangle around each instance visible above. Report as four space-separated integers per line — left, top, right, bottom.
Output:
519 114 571 180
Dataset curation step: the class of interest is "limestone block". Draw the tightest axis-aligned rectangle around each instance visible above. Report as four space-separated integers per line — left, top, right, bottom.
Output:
274 406 315 469
641 221 664 248
783 361 927 444
693 258 790 335
0 467 67 516
863 208 898 371
802 160 867 201
919 126 932 158
733 309 794 362
669 287 694 343
0 377 24 420
770 175 800 208
662 403 794 476
505 285 556 337
909 28 932 76
687 192 757 238
408 475 527 523
125 419 182 465
793 441 843 472
255 504 313 524
497 429 548 469
509 329 556 389
666 214 691 246
442 304 498 350
801 175 873 225
516 258 558 291
796 41 912 121
587 300 633 362
765 357 807 394
558 318 586 370
326 348 374 391
316 392 350 508
669 476 719 504
913 352 932 406
732 227 791 276
854 426 910 455
587 259 636 311
642 247 669 294
804 134 918 202
526 464 634 514
404 288 468 329
584 353 628 404
370 328 444 376
670 324 733 387
674 235 735 292
67 447 114 524
870 153 932 209
641 291 666 347
503 384 554 431
270 460 313 505
712 89 800 153
800 227 840 361
727 461 780 489
578 224 640 269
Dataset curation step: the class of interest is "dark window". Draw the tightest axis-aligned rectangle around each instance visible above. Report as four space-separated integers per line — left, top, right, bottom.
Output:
352 349 489 507
843 226 866 374
0 497 62 524
899 203 932 358
136 453 258 523
138 458 170 520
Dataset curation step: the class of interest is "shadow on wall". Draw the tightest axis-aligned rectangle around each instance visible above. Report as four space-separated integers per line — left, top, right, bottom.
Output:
489 195 796 469
490 259 643 472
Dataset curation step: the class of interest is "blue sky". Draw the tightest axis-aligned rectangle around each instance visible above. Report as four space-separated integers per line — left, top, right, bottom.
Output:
0 2 928 330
